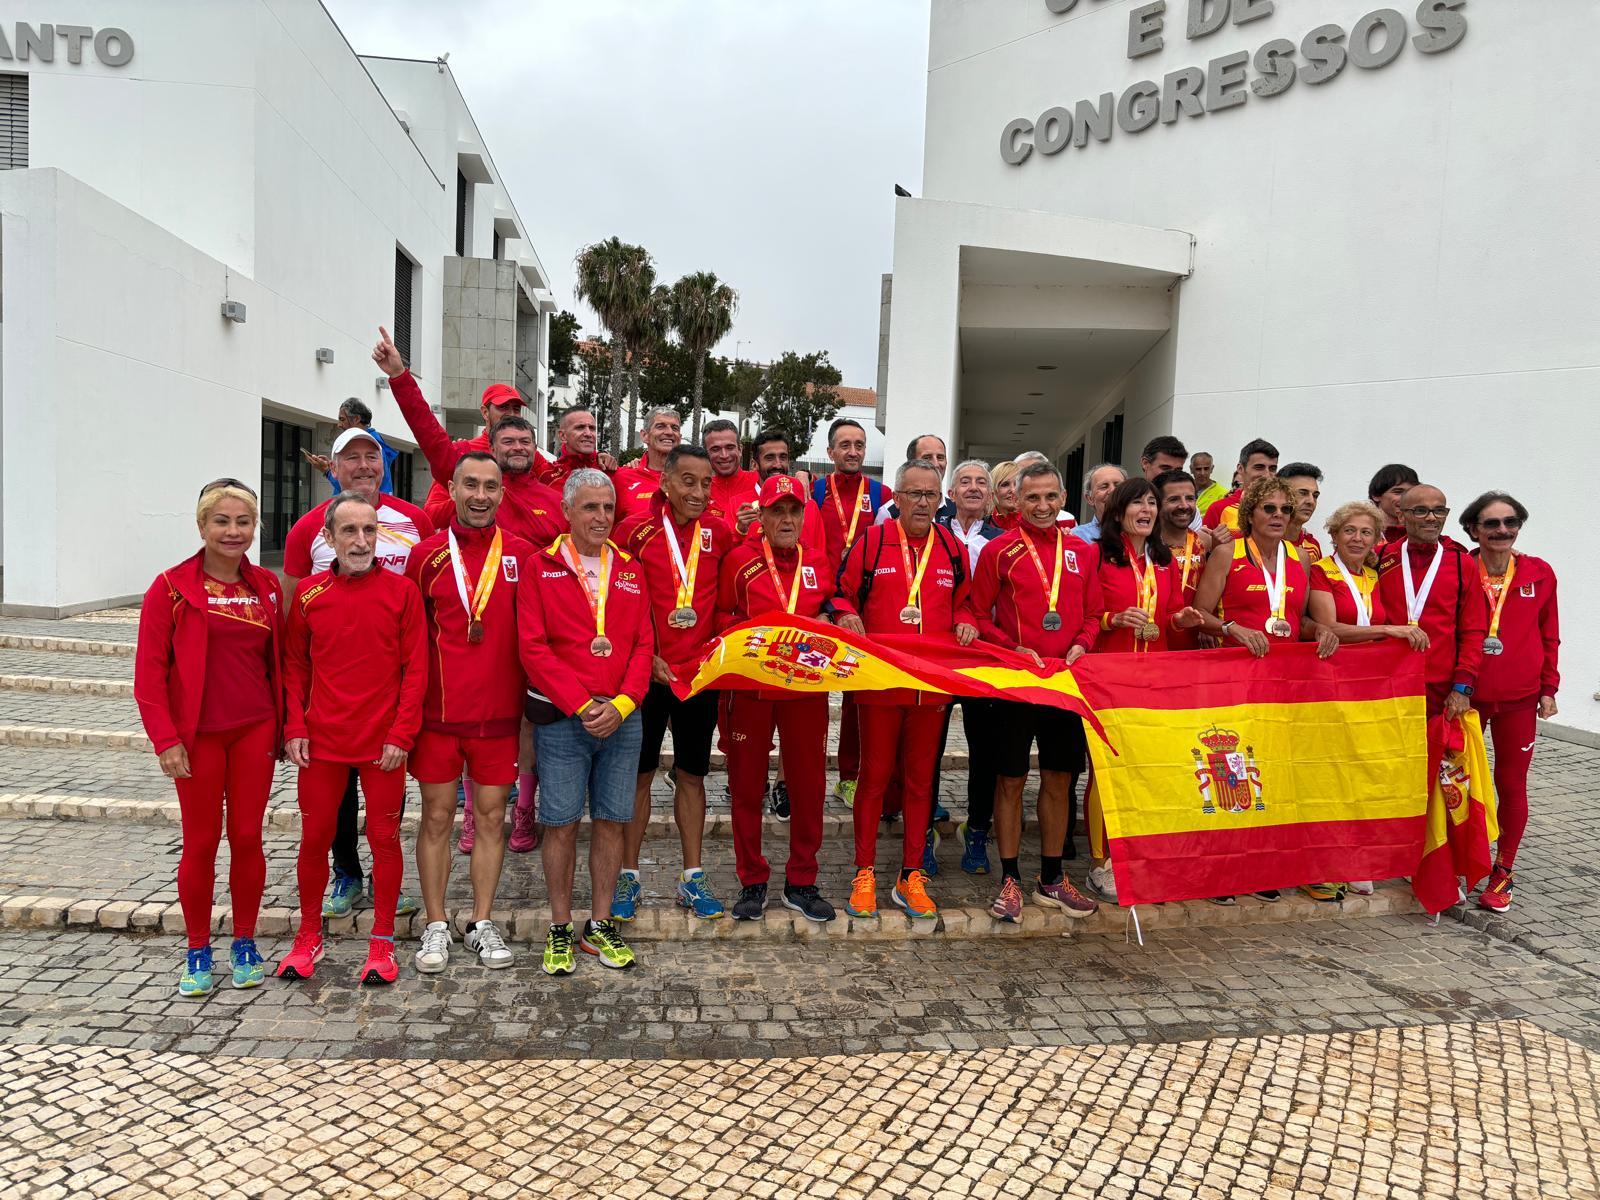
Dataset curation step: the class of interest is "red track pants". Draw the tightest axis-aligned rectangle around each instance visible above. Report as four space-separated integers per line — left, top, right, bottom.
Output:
726 692 827 887
1475 700 1538 868
297 759 405 937
173 719 276 949
854 704 944 871
838 692 861 781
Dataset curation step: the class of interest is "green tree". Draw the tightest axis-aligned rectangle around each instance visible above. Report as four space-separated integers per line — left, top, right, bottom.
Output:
669 272 739 442
548 309 580 379
573 238 654 452
751 351 842 466
641 343 731 422
725 359 767 439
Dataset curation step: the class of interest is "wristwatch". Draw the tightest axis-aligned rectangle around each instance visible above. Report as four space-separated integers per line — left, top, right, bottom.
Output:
1452 683 1474 697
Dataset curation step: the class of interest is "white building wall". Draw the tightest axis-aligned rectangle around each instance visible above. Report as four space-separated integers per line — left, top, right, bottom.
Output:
904 0 1599 732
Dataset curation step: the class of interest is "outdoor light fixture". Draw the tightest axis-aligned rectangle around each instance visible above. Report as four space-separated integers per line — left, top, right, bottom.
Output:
376 377 391 390
220 300 247 323
315 347 335 364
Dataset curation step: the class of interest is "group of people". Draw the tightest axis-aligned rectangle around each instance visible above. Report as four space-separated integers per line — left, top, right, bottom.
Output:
133 326 1560 995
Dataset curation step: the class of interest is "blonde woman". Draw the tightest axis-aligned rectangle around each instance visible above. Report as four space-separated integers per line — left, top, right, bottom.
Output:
990 460 1021 530
1308 500 1431 648
135 480 285 996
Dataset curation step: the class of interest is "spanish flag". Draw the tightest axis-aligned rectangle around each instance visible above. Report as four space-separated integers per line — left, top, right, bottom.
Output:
1071 641 1428 906
1414 711 1499 913
670 615 1102 734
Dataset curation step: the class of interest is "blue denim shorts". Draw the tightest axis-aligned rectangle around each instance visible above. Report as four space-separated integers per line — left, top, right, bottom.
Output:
533 710 643 827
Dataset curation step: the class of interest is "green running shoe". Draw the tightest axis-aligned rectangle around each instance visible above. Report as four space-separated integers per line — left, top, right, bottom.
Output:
322 872 361 917
834 779 857 808
179 947 214 998
580 918 637 969
229 937 266 989
543 922 576 976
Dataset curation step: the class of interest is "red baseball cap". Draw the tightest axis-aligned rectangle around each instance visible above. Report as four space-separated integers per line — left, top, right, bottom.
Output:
480 383 522 410
758 474 807 507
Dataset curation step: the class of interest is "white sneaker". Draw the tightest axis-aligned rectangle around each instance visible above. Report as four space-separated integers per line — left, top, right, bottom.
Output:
1347 880 1374 896
1087 865 1118 903
415 921 451 974
465 919 514 969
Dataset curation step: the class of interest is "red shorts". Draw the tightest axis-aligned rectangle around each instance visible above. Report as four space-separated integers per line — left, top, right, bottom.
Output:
408 730 519 786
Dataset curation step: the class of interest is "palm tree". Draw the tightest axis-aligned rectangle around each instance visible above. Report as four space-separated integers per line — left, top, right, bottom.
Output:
623 285 672 449
670 272 739 442
573 238 654 452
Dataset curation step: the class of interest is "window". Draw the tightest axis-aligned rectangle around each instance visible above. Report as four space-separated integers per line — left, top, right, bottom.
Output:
1100 413 1124 465
0 74 27 170
260 417 313 553
455 170 468 257
492 230 503 261
394 246 416 370
391 450 414 502
1063 444 1085 514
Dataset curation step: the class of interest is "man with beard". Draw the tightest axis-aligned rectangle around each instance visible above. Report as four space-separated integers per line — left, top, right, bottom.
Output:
1153 470 1218 650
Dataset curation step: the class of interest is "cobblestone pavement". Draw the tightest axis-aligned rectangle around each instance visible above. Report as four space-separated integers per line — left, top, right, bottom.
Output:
2 616 1599 1197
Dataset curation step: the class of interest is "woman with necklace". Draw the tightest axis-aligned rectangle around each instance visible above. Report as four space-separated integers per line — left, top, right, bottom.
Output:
135 479 285 997
1461 491 1560 914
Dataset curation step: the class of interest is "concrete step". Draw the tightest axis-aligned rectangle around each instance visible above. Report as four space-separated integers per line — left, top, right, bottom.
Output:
0 674 133 698
0 648 133 680
0 633 135 658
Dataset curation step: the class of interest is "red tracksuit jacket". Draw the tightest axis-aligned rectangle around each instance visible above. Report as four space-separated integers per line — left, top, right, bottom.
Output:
1091 543 1186 654
518 538 653 717
1469 551 1560 705
833 522 974 705
708 469 760 534
616 497 737 670
135 551 286 755
813 472 884 578
535 446 612 489
719 541 833 702
969 523 1102 657
613 462 662 521
405 520 533 738
1376 536 1488 694
283 566 427 761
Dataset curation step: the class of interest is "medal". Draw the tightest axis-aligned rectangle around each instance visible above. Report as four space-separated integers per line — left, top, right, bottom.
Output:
1400 539 1444 626
1478 554 1515 656
1125 535 1160 652
894 519 938 630
1021 526 1066 635
448 526 503 645
1267 617 1294 638
1136 621 1160 642
1249 537 1292 638
661 516 705 633
558 535 614 658
759 538 805 614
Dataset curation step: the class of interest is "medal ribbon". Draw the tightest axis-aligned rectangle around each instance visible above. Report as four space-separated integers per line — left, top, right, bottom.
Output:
759 539 804 614
1400 539 1445 625
895 521 938 612
662 517 703 611
1248 538 1288 623
1179 531 1198 593
1478 554 1516 640
558 535 611 637
828 473 867 550
1125 537 1158 622
1020 526 1063 617
448 526 503 632
1326 556 1374 628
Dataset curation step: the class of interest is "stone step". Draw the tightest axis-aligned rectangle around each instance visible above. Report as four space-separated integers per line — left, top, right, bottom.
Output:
0 674 133 698
0 648 133 680
0 633 135 658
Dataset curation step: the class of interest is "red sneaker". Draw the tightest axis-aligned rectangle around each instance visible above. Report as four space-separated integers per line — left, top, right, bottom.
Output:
359 937 399 986
457 800 475 855
1478 865 1514 913
509 787 540 853
274 931 324 981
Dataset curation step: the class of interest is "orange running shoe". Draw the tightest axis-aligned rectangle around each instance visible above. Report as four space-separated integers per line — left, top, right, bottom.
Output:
892 869 938 919
846 866 877 918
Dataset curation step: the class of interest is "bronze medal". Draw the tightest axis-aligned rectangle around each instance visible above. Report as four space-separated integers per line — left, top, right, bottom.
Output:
669 605 698 629
467 618 484 644
591 635 613 658
1267 617 1293 638
900 605 921 625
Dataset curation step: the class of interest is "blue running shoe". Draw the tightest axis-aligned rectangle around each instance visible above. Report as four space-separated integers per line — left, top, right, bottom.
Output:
932 801 951 824
230 937 266 990
179 947 214 998
922 824 941 877
960 822 990 876
322 872 361 918
395 893 420 917
677 869 725 919
612 871 642 922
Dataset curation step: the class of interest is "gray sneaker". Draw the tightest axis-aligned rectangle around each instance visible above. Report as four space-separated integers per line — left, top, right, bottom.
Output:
465 919 514 969
414 921 451 974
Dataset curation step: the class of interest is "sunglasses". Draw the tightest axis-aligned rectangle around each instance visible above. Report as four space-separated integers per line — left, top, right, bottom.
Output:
199 477 258 500
1475 516 1521 531
1258 503 1291 516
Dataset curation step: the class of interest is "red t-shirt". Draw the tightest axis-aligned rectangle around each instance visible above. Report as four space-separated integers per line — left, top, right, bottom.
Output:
1216 538 1308 634
1308 556 1388 627
197 574 275 733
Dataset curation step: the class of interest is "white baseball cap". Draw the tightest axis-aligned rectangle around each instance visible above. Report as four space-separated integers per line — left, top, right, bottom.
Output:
332 427 382 456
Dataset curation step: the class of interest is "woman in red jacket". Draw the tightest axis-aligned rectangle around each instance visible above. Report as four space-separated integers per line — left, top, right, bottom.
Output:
134 479 285 998
1462 491 1560 913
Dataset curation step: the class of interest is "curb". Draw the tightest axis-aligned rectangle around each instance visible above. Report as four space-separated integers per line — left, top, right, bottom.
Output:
0 634 134 658
0 674 132 698
0 885 1424 945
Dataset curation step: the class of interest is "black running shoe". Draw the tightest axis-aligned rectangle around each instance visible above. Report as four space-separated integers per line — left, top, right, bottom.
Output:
767 781 791 822
781 882 837 923
731 883 768 921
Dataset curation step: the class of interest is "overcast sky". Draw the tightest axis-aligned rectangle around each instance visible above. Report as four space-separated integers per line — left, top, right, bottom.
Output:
328 0 929 387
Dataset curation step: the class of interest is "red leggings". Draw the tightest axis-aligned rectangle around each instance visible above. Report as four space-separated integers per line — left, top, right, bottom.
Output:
173 720 276 949
854 704 943 871
297 759 405 937
838 692 861 782
1477 702 1537 869
726 693 828 887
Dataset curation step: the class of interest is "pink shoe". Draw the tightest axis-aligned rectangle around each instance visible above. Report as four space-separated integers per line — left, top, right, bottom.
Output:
458 799 475 855
509 784 540 853
274 931 324 981
359 937 399 986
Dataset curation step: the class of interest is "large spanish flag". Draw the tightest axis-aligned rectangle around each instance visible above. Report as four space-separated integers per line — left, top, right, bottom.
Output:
1071 641 1428 906
670 614 1102 734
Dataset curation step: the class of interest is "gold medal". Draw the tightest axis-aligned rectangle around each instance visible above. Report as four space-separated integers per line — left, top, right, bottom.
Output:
1136 620 1160 642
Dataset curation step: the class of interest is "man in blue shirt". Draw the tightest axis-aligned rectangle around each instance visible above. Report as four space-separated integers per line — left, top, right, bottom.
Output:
306 398 400 495
1070 463 1126 543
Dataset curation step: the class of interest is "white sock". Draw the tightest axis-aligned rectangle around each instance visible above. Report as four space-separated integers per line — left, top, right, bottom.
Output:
622 868 641 881
681 868 702 882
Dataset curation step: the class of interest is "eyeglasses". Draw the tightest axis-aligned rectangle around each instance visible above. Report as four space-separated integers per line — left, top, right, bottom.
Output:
1476 516 1522 531
1258 503 1291 516
899 490 941 503
199 477 257 500
1405 506 1450 519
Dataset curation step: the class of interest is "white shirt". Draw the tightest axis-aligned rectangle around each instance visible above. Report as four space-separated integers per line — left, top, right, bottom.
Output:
307 499 423 576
